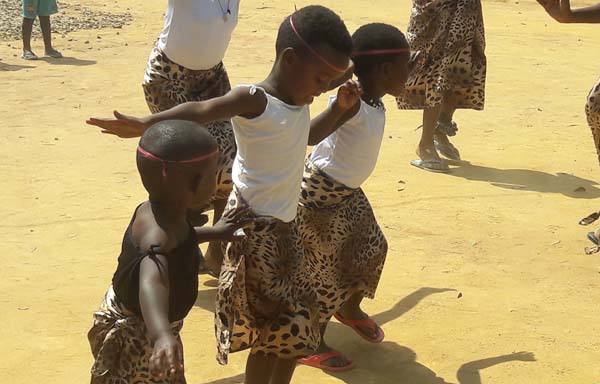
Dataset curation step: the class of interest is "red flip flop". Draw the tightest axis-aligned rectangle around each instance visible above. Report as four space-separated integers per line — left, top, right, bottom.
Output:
333 313 385 343
298 350 356 372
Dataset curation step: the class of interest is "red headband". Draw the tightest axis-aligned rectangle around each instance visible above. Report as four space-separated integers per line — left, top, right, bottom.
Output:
137 146 219 179
352 48 411 57
289 15 347 73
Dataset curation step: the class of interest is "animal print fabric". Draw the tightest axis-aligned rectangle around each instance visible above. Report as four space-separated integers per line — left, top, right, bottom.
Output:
214 190 321 364
142 46 236 202
397 0 486 110
297 160 388 320
587 78 600 165
88 286 185 384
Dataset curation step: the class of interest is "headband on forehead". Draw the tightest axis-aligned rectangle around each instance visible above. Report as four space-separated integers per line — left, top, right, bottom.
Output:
137 146 219 179
289 15 347 74
352 48 411 57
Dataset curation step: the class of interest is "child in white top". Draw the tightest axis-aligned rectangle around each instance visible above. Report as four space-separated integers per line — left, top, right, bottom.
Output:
88 6 357 384
295 23 412 372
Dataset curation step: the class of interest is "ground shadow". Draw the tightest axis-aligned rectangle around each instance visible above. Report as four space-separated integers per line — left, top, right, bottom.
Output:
322 287 456 383
456 352 536 384
0 61 35 71
38 56 96 66
448 163 600 199
194 288 217 312
373 287 456 327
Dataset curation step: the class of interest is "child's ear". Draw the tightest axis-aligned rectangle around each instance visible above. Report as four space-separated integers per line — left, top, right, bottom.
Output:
281 47 300 67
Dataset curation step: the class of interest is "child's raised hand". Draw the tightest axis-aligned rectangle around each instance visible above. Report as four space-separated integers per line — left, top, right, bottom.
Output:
150 334 184 379
208 206 256 242
537 0 572 22
335 79 363 110
86 110 149 138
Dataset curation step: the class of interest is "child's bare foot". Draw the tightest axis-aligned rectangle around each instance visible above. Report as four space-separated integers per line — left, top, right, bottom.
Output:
21 50 38 60
45 48 62 58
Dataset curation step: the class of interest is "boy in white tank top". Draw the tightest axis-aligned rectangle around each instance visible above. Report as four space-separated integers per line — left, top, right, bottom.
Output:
88 6 359 384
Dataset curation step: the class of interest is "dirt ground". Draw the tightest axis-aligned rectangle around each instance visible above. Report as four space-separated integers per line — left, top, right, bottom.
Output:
2 0 600 383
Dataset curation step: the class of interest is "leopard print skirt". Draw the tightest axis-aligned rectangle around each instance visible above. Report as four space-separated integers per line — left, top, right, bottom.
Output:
397 0 486 110
587 78 600 166
142 46 235 203
214 190 321 364
88 286 185 384
296 161 388 321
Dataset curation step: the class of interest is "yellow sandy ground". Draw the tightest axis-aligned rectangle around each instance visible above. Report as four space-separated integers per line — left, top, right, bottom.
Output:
2 0 600 383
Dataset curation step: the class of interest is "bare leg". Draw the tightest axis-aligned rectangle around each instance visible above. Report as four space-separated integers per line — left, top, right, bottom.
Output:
39 16 61 57
435 92 458 146
245 354 277 384
22 17 36 58
417 104 443 161
269 358 297 384
204 198 227 274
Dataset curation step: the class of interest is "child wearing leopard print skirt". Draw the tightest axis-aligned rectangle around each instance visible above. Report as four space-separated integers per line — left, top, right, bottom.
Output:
537 0 600 249
87 121 249 384
296 24 412 372
142 0 242 274
88 6 356 384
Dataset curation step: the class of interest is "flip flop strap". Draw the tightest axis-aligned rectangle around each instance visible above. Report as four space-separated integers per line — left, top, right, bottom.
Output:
301 351 342 363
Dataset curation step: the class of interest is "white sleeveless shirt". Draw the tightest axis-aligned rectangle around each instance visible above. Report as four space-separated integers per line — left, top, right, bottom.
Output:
310 96 386 189
231 86 311 222
157 0 240 70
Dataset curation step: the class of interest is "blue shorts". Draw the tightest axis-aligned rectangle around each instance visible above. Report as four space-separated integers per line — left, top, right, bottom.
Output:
23 0 58 19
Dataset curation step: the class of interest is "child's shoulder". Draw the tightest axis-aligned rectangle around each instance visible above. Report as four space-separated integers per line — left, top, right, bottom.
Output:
130 203 179 255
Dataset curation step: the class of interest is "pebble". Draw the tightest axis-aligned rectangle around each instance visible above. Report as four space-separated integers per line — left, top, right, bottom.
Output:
0 0 132 41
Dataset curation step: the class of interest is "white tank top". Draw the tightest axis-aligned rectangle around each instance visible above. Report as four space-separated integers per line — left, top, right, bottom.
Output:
231 86 311 222
157 0 240 70
310 96 386 189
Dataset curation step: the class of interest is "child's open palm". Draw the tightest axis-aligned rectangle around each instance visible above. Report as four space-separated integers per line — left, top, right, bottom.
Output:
336 79 363 110
86 111 149 138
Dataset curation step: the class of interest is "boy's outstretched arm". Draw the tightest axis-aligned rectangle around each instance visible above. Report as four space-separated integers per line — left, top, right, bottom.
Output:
308 79 363 146
86 86 267 138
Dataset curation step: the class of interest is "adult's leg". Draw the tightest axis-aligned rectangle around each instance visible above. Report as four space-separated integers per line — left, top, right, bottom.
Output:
269 358 297 384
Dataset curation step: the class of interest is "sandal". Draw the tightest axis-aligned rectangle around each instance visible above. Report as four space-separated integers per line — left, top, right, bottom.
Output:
579 211 600 226
410 159 450 173
434 140 461 160
334 313 385 343
21 51 38 60
298 350 356 372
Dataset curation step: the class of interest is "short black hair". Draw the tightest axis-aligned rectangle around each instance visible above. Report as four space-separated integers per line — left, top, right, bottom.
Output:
139 120 217 161
352 23 409 78
275 5 353 58
137 120 217 193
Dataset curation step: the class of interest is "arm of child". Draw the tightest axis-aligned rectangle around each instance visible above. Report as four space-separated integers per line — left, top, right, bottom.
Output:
308 80 363 146
538 0 600 23
86 86 268 138
139 252 182 379
194 206 255 243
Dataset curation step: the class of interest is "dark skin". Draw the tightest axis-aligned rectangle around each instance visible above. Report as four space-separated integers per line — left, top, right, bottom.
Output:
135 156 252 380
304 51 411 370
22 16 61 59
538 0 600 23
88 44 352 384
